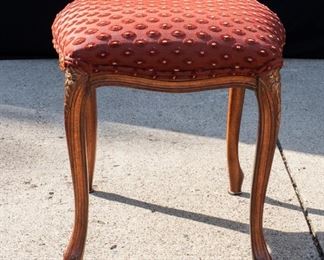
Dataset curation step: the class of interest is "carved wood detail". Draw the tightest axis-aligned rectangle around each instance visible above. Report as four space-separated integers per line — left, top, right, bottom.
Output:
64 69 77 112
250 69 281 260
62 68 282 260
63 68 89 260
261 69 281 126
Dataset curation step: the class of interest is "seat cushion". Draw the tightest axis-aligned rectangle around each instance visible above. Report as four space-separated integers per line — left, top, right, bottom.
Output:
52 0 285 80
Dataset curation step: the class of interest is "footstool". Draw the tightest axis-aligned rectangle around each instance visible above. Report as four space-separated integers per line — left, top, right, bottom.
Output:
52 0 286 258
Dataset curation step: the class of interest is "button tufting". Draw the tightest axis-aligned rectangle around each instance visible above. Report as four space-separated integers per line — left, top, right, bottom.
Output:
209 25 222 32
184 24 197 30
135 23 148 30
160 23 173 30
96 33 110 41
110 25 123 31
72 37 86 45
52 0 285 80
122 31 136 39
196 31 210 40
147 30 161 38
172 30 185 38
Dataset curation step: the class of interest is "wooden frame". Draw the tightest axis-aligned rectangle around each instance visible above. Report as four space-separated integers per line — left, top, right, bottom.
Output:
63 68 281 260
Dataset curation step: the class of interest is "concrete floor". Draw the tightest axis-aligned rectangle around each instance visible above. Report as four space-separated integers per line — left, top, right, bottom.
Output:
0 59 323 259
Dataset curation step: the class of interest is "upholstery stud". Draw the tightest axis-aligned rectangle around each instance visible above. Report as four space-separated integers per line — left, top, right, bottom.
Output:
98 51 108 58
135 39 146 46
246 57 254 63
110 25 123 31
207 14 218 20
234 44 244 51
222 34 231 41
136 60 144 65
124 50 133 56
246 38 257 44
109 40 120 47
184 39 194 45
160 23 173 30
135 23 148 30
258 49 268 56
147 17 159 23
270 45 277 52
97 21 111 26
172 30 185 38
196 18 209 24
149 49 158 55
147 30 161 38
160 39 170 45
183 13 194 18
233 29 245 36
173 49 181 55
209 25 222 32
196 31 210 40
86 42 96 48
172 17 184 23
96 33 110 41
208 40 218 48
122 31 137 39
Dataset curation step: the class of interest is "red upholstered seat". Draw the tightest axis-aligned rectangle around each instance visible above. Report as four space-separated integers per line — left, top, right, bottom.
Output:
52 0 285 81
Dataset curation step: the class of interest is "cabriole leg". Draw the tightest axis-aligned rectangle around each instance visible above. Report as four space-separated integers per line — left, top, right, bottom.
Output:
226 87 245 195
250 70 281 260
85 88 97 193
64 68 89 260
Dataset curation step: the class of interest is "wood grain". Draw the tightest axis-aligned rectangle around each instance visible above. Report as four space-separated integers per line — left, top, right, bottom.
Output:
62 68 281 260
85 88 97 193
89 72 257 92
64 68 90 260
227 87 245 195
250 69 281 260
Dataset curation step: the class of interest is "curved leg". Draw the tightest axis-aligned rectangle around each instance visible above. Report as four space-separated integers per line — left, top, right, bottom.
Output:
85 88 97 193
250 70 281 260
64 68 89 260
226 87 245 195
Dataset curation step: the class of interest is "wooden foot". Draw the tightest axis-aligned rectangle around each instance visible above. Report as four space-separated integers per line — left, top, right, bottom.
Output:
63 68 89 260
85 88 97 193
250 70 281 260
226 87 245 195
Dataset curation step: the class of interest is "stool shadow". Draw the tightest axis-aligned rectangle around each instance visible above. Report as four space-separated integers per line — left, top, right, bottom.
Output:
239 192 324 217
92 191 322 259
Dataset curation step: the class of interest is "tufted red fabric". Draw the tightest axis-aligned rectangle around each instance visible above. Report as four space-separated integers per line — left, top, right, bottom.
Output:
52 0 285 81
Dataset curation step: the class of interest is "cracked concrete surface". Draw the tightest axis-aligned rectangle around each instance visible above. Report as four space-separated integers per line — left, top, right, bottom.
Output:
0 59 323 259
